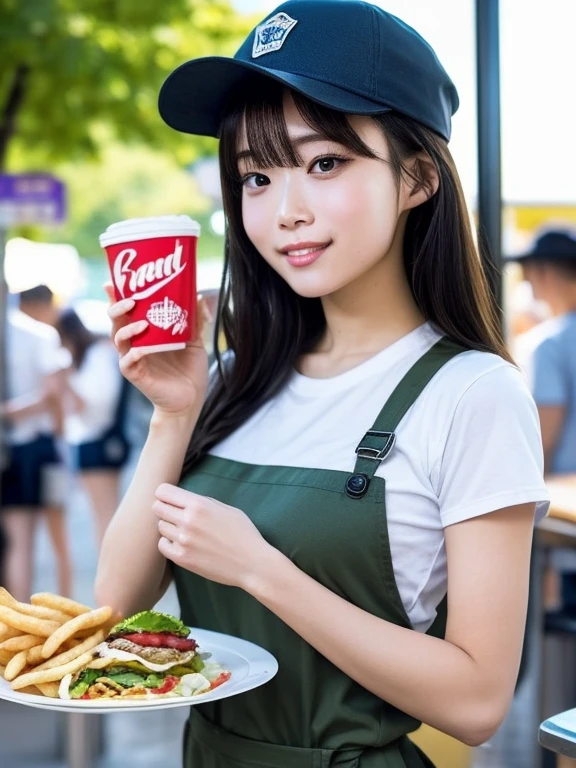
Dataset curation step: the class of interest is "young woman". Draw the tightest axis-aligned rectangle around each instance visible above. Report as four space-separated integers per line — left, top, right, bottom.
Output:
56 308 131 548
96 2 550 765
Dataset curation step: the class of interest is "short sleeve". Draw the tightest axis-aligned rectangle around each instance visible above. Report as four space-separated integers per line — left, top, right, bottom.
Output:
531 337 568 406
433 365 550 527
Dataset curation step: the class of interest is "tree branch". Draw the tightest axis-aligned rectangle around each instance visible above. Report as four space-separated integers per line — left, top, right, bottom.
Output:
0 65 30 172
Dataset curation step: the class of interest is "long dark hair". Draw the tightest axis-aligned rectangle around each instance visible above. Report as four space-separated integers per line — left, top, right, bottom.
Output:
181 83 514 476
55 308 99 369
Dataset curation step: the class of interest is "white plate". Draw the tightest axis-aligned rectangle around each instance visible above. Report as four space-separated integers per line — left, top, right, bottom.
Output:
0 627 278 714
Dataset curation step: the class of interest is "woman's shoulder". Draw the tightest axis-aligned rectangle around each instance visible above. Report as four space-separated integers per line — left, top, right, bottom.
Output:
415 343 535 435
430 343 527 399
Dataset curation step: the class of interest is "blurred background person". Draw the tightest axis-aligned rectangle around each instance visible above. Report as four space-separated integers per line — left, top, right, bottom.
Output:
18 285 73 599
508 229 576 476
55 307 131 548
508 228 576 620
0 290 71 601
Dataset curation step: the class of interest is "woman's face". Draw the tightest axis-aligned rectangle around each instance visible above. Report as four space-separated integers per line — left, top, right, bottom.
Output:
238 94 416 299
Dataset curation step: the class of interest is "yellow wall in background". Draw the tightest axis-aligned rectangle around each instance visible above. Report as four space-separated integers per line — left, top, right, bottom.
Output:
506 204 576 237
410 725 472 768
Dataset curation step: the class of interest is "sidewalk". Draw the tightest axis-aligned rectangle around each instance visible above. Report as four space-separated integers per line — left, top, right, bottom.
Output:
0 467 188 768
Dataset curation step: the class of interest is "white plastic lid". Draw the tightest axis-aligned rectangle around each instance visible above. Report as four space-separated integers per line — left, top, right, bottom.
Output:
99 215 200 247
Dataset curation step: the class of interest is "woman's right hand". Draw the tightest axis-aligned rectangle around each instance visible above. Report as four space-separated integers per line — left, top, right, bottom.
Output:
105 283 210 420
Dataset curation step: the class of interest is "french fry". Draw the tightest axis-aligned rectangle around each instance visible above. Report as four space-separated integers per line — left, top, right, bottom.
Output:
0 588 71 623
11 651 94 690
6 603 70 624
30 593 91 618
0 607 60 638
36 681 59 698
4 650 29 682
27 638 79 667
41 607 112 659
0 623 21 642
35 629 105 672
0 664 6 677
0 634 43 653
0 650 13 665
86 656 113 670
0 588 17 605
26 646 44 666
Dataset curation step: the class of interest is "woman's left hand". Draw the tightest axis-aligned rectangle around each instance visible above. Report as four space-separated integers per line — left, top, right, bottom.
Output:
153 484 275 589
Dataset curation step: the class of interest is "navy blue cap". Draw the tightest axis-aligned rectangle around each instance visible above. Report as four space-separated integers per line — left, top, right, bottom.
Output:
507 230 576 263
158 0 459 141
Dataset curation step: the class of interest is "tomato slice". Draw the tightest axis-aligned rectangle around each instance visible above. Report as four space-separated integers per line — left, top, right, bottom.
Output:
120 632 197 651
151 675 179 695
210 671 231 690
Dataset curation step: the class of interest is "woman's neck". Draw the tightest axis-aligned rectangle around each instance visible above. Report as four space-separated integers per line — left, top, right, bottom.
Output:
298 258 426 378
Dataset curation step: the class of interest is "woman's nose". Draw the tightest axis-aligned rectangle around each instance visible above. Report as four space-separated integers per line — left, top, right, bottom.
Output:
276 175 314 229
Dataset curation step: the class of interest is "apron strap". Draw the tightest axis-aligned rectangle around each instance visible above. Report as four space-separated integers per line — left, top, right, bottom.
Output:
346 337 466 498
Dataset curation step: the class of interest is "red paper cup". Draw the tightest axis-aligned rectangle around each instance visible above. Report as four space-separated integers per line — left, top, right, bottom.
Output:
99 216 200 353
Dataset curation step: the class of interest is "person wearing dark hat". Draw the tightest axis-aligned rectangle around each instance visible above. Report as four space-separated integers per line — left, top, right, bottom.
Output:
97 3 549 765
508 228 576 475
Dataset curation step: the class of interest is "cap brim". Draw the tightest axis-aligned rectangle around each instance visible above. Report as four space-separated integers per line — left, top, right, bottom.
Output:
158 57 390 137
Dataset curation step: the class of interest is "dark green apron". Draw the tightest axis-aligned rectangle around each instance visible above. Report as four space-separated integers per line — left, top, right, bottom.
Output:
174 337 466 767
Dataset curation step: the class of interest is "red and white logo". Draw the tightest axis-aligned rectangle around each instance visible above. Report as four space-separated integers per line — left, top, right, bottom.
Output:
113 239 187 300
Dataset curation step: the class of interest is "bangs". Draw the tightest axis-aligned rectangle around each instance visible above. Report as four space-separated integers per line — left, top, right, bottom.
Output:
219 78 378 184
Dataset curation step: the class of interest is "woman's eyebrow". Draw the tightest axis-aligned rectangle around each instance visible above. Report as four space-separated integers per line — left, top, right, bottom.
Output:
236 133 333 162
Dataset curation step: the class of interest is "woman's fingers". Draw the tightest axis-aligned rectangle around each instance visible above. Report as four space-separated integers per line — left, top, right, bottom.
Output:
107 298 137 355
103 282 115 303
188 294 214 347
118 343 157 372
157 519 181 545
108 297 135 320
114 320 148 348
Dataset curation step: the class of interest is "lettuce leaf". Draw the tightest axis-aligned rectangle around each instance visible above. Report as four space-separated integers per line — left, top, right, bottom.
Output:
169 656 205 677
108 610 189 638
70 669 101 699
175 673 211 696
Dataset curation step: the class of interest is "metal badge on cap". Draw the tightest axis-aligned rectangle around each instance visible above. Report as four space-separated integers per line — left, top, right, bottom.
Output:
252 12 298 58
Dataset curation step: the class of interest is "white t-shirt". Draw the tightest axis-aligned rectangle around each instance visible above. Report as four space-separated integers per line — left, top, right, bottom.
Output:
6 309 65 444
210 322 550 632
64 340 122 445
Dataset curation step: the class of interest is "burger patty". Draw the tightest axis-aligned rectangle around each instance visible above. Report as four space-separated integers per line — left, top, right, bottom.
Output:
108 638 196 665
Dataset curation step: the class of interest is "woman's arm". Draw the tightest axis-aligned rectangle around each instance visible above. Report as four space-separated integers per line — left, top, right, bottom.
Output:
155 489 535 747
247 503 534 746
94 411 198 616
94 289 210 616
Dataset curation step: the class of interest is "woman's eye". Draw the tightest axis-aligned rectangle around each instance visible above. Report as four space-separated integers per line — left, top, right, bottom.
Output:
311 156 347 174
243 173 270 189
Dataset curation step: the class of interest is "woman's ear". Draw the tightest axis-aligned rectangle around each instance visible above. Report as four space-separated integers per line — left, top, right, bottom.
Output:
401 152 440 211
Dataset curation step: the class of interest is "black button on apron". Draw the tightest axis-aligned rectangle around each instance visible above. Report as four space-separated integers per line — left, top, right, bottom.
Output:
345 473 370 498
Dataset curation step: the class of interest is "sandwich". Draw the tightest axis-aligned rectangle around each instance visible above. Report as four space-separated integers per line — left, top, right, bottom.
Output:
59 610 230 700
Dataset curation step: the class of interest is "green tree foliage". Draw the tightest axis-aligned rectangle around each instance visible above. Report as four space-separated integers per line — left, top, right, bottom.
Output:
0 0 252 170
39 142 224 259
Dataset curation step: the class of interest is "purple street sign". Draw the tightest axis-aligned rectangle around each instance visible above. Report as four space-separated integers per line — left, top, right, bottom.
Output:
0 173 66 226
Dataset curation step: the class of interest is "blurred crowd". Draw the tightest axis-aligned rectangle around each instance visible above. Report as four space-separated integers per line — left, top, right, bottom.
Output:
0 224 575 606
0 284 150 602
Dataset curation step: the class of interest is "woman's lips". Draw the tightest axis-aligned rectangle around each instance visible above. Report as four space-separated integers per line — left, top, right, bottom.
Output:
283 244 329 267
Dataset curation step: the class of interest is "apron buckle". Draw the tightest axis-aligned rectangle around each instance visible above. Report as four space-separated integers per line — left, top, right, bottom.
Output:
355 430 396 461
